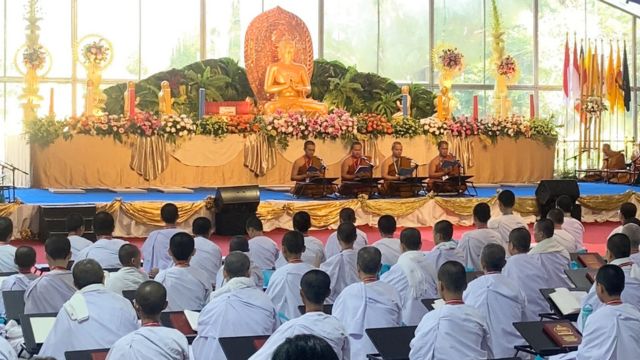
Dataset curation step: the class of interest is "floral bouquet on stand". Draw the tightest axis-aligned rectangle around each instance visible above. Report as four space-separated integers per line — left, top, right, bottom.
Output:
197 116 228 137
357 113 393 138
583 96 607 116
22 45 47 71
93 114 130 143
311 109 357 142
159 114 196 143
419 116 450 139
82 39 111 66
392 117 422 138
129 112 162 137
449 116 479 138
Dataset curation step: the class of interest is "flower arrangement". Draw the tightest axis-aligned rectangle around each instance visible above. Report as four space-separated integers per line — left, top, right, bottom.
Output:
82 39 110 66
23 115 66 146
583 96 607 115
308 108 357 141
449 116 479 138
159 114 196 143
419 117 450 138
225 115 258 134
22 45 47 70
435 47 464 72
357 113 393 138
478 114 531 138
197 116 228 137
392 117 422 138
497 55 518 80
129 112 162 137
92 114 130 142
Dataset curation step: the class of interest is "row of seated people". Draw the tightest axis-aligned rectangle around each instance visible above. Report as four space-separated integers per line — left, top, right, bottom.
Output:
0 191 638 359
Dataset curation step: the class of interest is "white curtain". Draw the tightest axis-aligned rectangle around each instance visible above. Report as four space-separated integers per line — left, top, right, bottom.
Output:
2 135 31 188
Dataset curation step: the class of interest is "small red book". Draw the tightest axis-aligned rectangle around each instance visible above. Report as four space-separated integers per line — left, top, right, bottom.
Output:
91 351 108 360
543 322 582 347
577 253 605 270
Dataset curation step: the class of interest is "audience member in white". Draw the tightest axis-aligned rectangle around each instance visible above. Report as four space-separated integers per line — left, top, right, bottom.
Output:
333 247 402 360
577 233 640 330
246 215 279 270
424 220 464 273
0 246 37 316
267 231 315 320
105 244 149 296
463 244 526 358
251 270 349 360
502 227 552 320
551 265 640 360
556 195 584 249
271 334 339 360
38 259 139 359
487 190 526 247
75 211 129 269
458 203 503 271
193 252 279 360
141 203 182 274
24 236 75 314
320 223 360 303
154 232 211 311
622 223 640 264
410 261 493 359
529 219 571 288
372 215 402 266
380 228 437 326
65 213 92 261
547 208 579 253
191 217 222 288
276 212 325 268
215 235 263 288
107 281 189 360
0 217 17 272
0 337 16 360
608 202 640 237
325 208 368 259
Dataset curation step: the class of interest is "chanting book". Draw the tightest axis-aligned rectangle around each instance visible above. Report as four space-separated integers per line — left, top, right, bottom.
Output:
548 288 587 315
542 322 582 347
397 167 414 177
577 253 605 269
355 165 372 175
306 166 320 174
441 160 458 170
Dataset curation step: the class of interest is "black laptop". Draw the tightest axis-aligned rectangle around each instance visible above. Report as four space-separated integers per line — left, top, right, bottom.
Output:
3 290 25 321
365 326 417 360
219 335 270 360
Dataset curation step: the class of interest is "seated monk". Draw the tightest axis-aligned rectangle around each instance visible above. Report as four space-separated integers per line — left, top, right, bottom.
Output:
263 39 328 115
380 142 418 196
341 141 373 181
428 140 466 193
582 144 629 183
291 140 324 182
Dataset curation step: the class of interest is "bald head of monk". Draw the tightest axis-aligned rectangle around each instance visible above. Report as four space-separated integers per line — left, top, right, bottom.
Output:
72 259 104 290
135 280 168 322
229 236 250 253
223 251 251 280
357 246 381 280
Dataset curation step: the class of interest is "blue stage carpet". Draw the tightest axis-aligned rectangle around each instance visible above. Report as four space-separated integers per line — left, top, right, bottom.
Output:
10 182 637 205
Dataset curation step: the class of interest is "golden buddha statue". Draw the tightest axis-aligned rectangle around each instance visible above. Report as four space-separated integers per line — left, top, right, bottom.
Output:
434 86 453 121
263 39 327 115
158 81 176 115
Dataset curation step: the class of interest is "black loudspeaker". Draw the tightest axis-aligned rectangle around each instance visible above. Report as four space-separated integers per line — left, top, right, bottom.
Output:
39 205 97 242
535 180 580 219
214 185 260 235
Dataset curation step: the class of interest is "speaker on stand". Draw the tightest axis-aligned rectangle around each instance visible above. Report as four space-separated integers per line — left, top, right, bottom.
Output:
535 180 581 220
214 185 260 235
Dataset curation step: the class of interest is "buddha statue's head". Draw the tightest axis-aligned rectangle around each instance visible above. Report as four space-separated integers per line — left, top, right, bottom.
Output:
400 85 410 95
276 39 296 64
161 80 170 90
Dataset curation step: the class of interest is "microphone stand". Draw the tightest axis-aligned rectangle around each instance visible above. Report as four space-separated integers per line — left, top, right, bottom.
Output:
0 161 29 203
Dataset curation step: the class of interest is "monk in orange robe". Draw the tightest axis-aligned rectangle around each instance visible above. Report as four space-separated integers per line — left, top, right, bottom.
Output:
341 141 373 181
290 140 323 182
582 144 629 183
428 140 465 193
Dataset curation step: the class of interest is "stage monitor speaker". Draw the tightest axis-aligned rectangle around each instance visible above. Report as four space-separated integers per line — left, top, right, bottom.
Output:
214 185 260 235
38 205 97 242
535 180 580 220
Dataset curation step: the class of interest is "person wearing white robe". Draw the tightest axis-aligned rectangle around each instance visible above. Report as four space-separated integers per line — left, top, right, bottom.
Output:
24 236 76 314
276 212 325 268
215 236 263 289
154 232 211 311
380 228 437 326
251 270 349 360
607 202 640 239
372 215 402 266
141 203 182 273
266 231 315 321
556 195 585 250
320 223 359 303
503 227 553 320
410 261 493 360
577 233 640 330
38 259 139 360
107 281 189 360
0 337 16 360
193 252 279 360
459 203 503 271
0 246 37 316
551 265 640 360
487 190 526 246
424 220 464 275
621 223 640 264
246 216 280 270
333 247 402 360
463 244 526 358
66 213 93 260
548 208 579 253
325 208 368 259
75 212 128 269
0 217 17 273
105 244 149 296
191 217 222 288
529 219 571 288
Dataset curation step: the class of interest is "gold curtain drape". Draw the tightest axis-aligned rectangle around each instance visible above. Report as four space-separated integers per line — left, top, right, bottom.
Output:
129 136 169 181
97 199 208 227
244 134 277 176
0 202 21 217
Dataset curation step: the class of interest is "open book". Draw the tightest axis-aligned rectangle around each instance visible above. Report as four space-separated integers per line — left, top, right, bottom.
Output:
432 299 445 310
549 288 587 315
355 165 372 175
397 167 414 177
31 317 57 343
184 310 200 332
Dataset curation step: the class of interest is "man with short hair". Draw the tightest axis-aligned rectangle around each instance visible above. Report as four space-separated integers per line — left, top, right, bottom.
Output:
215 236 263 288
372 215 402 266
340 141 372 181
333 247 402 359
66 213 92 260
324 208 368 259
105 244 149 296
556 195 584 249
290 140 324 182
464 244 526 358
424 220 464 274
246 216 279 270
24 236 76 314
320 223 360 302
276 212 325 268
488 190 526 246
609 202 640 237
458 203 502 271
250 270 349 360
0 217 17 272
75 211 129 269
193 252 279 360
38 259 139 359
141 203 181 273
547 208 579 253
410 261 493 359
191 217 222 288
0 246 38 316
621 223 640 264
380 228 437 326
154 232 211 311
107 281 189 359
529 219 571 288
266 231 316 321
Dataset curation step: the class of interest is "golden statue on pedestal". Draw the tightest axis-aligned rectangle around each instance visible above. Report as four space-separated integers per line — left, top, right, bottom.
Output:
158 81 176 115
434 86 454 121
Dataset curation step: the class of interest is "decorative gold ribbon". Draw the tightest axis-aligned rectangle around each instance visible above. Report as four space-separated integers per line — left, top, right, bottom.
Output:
97 199 206 227
244 133 277 177
129 135 169 181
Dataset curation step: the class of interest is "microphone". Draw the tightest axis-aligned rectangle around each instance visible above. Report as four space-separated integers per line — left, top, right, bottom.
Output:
319 158 327 171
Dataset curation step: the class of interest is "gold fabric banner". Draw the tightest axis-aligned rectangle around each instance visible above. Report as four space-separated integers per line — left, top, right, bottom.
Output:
578 191 635 211
0 202 21 217
129 135 169 181
98 199 207 227
244 134 277 177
